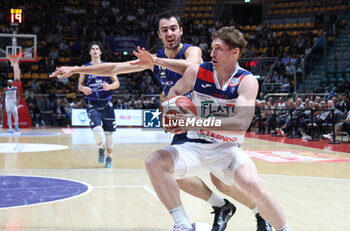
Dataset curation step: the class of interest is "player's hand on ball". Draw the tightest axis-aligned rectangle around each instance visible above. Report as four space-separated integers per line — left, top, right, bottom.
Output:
49 66 77 79
160 96 197 134
164 113 191 134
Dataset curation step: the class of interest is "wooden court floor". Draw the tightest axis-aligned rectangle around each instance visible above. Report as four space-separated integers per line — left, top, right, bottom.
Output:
0 128 349 231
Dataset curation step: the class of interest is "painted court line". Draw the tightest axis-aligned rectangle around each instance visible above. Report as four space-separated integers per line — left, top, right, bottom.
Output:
1 169 350 182
93 185 159 200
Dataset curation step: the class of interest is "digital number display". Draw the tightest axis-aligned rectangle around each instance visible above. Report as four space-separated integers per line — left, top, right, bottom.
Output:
10 8 23 24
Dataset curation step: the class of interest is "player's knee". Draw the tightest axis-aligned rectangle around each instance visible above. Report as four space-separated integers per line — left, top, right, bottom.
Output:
104 131 113 149
242 179 264 200
145 150 172 173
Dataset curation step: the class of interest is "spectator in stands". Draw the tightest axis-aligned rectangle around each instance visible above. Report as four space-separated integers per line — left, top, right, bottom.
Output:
245 44 255 58
53 99 66 126
305 45 312 56
285 62 295 82
135 100 144 109
280 52 290 66
28 103 42 127
198 40 208 54
263 76 275 93
289 98 305 136
114 99 124 109
144 72 153 85
280 78 290 93
30 79 40 93
323 101 347 140
271 71 284 85
290 53 299 67
63 98 72 126
49 47 59 64
263 101 275 133
273 61 284 75
338 94 350 112
296 34 305 52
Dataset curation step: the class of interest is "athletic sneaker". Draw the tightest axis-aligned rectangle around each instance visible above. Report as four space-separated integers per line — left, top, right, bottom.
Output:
322 133 332 141
7 129 13 133
105 156 112 168
256 213 272 231
170 223 196 231
15 124 19 131
211 199 236 231
98 148 105 164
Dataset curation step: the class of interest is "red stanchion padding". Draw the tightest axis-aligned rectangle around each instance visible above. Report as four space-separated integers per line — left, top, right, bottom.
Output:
3 81 32 128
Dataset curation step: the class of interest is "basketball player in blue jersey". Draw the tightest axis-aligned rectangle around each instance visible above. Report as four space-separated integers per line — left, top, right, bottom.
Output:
50 12 271 231
145 26 290 231
79 41 120 168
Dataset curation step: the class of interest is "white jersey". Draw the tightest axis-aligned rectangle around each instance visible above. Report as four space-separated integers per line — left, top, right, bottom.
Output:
4 86 18 103
187 62 253 145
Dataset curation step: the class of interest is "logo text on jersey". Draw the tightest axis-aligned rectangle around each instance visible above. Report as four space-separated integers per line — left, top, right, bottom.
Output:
201 83 211 88
201 101 235 118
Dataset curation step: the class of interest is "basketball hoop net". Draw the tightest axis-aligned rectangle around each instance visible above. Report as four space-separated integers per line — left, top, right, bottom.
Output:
8 53 21 66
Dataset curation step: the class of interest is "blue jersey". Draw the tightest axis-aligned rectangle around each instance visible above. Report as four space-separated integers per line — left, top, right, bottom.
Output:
153 43 193 98
84 62 112 101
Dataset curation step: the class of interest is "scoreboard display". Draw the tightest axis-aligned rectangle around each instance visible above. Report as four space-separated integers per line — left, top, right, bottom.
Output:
10 8 23 25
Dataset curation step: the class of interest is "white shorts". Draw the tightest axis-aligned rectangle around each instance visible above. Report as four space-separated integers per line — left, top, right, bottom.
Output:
161 142 256 186
6 102 17 113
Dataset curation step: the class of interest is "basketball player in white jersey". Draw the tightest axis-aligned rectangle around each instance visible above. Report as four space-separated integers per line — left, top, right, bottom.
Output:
3 79 19 133
145 26 290 231
49 12 272 231
3 55 21 133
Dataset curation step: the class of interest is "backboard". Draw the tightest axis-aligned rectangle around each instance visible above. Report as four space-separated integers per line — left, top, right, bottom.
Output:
0 33 37 62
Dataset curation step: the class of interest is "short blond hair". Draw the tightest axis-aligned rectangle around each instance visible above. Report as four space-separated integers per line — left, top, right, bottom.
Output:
212 26 247 58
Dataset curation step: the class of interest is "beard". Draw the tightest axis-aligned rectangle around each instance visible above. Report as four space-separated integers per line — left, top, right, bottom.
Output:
165 38 181 50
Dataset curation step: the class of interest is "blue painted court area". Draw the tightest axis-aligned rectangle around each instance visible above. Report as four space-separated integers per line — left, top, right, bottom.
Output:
0 175 91 209
0 132 60 137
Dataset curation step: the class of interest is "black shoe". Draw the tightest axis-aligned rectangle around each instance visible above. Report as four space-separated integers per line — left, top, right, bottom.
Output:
256 213 272 231
211 199 236 231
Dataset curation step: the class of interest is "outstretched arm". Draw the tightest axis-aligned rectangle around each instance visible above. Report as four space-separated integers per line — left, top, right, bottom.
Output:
50 60 152 79
13 62 20 81
132 46 202 75
8 55 21 81
167 64 198 98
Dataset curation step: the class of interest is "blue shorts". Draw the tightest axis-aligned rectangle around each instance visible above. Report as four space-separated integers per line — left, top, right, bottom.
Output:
86 99 116 132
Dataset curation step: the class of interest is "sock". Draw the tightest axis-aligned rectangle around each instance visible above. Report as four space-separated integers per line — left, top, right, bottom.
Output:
252 206 259 215
207 192 226 207
276 223 290 231
169 205 192 228
107 152 112 158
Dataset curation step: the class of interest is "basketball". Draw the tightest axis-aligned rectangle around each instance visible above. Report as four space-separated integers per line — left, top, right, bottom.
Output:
160 96 197 133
